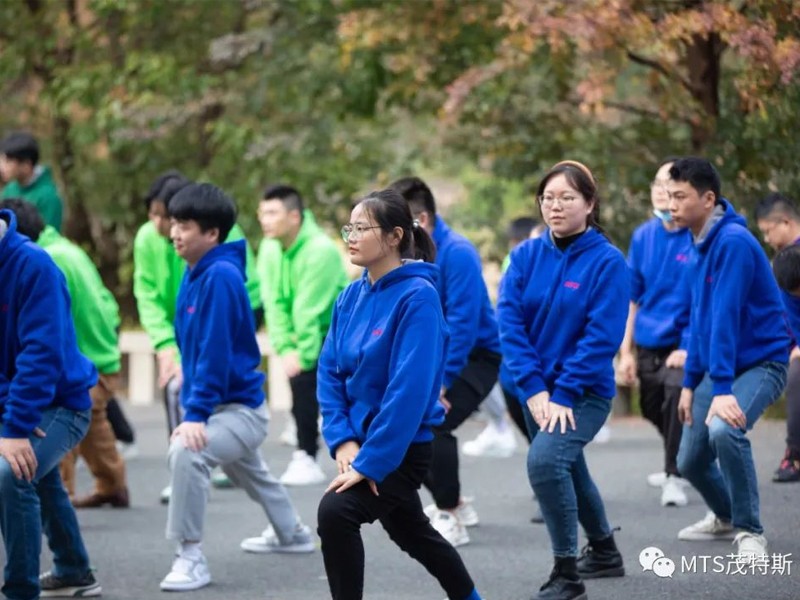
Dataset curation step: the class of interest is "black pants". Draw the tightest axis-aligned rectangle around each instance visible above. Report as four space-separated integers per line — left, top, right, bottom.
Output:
106 397 135 444
502 387 532 443
424 350 500 509
785 357 800 453
164 377 183 440
317 443 475 600
637 346 683 476
290 367 320 458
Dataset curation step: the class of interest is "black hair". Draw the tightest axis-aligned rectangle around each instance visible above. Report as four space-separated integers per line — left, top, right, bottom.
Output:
168 183 236 243
0 132 39 166
0 198 45 241
358 187 436 263
262 184 304 214
773 244 800 293
507 217 540 242
658 156 681 169
755 192 800 223
391 176 437 217
668 157 722 201
161 177 191 210
145 169 187 210
536 163 603 232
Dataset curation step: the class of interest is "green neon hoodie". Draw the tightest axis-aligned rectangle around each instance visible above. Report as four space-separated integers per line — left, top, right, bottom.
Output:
257 211 348 371
2 166 64 232
37 226 121 374
133 221 261 351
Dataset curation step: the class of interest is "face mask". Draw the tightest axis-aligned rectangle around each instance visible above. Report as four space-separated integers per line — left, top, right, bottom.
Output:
653 208 672 223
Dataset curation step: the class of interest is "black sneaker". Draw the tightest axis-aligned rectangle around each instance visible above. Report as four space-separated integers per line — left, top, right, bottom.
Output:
576 534 625 579
773 448 800 483
40 570 101 597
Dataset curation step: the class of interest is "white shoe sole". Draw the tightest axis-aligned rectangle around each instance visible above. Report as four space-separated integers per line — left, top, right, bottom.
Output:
41 584 102 597
240 541 315 554
160 574 211 592
678 530 736 541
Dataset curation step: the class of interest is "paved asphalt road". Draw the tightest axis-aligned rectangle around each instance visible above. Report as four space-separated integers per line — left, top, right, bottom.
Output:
4 405 799 600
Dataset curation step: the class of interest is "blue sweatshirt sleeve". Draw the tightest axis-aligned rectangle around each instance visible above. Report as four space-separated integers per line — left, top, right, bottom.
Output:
4 259 68 438
628 229 644 303
781 290 800 346
439 243 483 389
351 298 446 483
705 237 754 396
551 255 630 408
317 298 359 457
181 274 241 423
497 246 548 402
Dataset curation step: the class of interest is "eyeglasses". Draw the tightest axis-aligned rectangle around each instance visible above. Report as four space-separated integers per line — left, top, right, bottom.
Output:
341 223 381 242
538 194 580 208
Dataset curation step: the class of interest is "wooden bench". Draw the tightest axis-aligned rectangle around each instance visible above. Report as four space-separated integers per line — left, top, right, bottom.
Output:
118 331 292 410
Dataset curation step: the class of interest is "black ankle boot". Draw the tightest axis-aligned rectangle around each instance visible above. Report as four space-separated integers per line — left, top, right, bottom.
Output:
576 532 625 579
533 557 587 600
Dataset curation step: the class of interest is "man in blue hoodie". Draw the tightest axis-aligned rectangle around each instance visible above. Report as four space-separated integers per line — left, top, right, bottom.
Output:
160 183 312 593
0 208 101 598
667 157 790 561
393 177 501 547
617 158 693 508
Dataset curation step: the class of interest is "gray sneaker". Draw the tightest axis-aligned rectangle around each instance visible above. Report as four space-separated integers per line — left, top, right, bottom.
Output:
240 523 315 554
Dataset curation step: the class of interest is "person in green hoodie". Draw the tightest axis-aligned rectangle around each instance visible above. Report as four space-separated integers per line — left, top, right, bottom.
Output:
257 184 349 486
134 172 262 502
0 132 64 232
0 198 129 509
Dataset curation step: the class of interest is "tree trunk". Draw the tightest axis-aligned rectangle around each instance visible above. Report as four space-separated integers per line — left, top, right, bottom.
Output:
684 32 724 152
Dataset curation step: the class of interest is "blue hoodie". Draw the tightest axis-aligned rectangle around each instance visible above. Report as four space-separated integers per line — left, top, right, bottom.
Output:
781 290 800 345
432 216 500 388
628 218 693 349
318 262 448 483
497 228 629 408
175 240 265 422
683 200 791 394
0 209 96 438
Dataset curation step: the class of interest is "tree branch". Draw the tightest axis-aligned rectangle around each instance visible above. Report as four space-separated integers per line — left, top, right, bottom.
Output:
626 50 694 93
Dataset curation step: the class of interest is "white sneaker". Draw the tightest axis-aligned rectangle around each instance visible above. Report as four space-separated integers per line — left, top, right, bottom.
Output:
116 441 139 460
429 510 470 547
159 552 211 591
424 497 479 527
279 451 326 486
278 421 298 447
240 523 315 554
593 425 611 444
678 511 736 541
462 423 517 458
661 475 689 507
734 531 768 563
160 485 171 505
647 471 667 488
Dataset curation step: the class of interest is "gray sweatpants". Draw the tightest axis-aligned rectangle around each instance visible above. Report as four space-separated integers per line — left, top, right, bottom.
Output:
166 402 300 544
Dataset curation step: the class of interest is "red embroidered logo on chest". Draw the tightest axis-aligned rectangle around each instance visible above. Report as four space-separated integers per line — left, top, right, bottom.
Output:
706 276 713 284
372 328 383 336
0 304 8 313
676 253 689 263
187 306 196 314
564 281 581 290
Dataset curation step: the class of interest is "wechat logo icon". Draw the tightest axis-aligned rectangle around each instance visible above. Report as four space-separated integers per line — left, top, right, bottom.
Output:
640 547 676 578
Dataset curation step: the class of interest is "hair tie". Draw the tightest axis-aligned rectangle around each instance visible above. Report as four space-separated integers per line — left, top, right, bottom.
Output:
412 219 420 229
552 160 595 183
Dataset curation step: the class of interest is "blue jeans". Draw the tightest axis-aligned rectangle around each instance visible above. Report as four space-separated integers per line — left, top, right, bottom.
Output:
677 361 787 534
0 406 92 600
523 393 613 557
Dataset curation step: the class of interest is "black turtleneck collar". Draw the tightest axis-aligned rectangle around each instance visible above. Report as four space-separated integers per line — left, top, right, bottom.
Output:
553 229 587 252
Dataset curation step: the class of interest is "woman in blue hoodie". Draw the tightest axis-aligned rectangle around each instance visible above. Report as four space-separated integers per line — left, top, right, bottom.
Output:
497 162 630 600
317 188 482 600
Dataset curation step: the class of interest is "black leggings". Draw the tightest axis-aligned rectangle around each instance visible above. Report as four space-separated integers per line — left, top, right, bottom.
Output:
317 443 475 600
502 387 532 443
106 397 135 444
785 357 800 453
423 350 500 509
289 367 320 458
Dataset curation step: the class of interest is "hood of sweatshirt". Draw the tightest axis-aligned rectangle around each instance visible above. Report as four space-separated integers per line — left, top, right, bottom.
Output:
694 199 745 251
358 259 439 293
0 209 27 260
542 226 608 257
188 239 247 281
